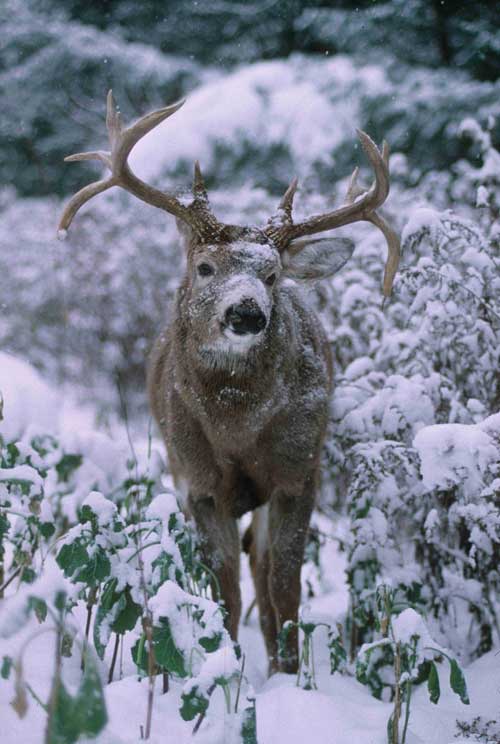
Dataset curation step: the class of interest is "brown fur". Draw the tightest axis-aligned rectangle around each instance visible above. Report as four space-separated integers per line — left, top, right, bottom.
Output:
148 236 333 674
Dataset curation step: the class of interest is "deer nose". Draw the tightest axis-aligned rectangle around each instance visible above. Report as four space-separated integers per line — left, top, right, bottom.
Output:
224 298 267 335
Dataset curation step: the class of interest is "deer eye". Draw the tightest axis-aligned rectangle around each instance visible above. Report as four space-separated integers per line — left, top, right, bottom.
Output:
197 262 214 278
265 272 277 287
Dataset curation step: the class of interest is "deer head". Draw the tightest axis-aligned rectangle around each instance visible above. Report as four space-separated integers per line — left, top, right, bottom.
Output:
59 92 400 347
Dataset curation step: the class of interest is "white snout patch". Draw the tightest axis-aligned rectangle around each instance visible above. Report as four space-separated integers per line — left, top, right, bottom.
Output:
217 273 271 352
221 327 262 352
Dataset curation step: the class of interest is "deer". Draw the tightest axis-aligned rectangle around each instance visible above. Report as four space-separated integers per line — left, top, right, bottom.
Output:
59 91 399 674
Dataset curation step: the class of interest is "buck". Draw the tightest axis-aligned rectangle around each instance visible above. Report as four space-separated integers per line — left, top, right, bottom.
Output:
59 91 399 673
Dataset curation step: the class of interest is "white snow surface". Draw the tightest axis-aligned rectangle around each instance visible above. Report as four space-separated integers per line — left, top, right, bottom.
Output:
414 419 498 492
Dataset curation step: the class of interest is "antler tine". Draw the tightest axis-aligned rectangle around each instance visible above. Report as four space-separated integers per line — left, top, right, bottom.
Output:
283 130 389 241
279 176 299 221
343 157 400 300
106 89 122 149
58 179 114 235
345 166 363 204
268 130 399 298
112 92 186 169
58 91 218 237
192 160 209 204
265 177 299 248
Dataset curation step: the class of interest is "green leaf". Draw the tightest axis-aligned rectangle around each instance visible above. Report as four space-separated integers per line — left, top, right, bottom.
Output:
54 590 67 613
131 619 187 679
328 633 347 674
46 678 79 744
47 654 107 743
131 635 146 673
75 548 110 587
199 632 223 653
94 586 141 659
241 703 257 744
93 605 109 660
40 521 56 539
28 596 47 623
180 685 209 721
74 653 108 737
386 711 396 744
299 621 317 636
111 590 141 634
1 655 13 679
427 661 440 704
153 618 187 678
20 567 36 584
55 454 82 483
0 510 9 559
56 540 89 578
61 633 73 658
449 658 470 705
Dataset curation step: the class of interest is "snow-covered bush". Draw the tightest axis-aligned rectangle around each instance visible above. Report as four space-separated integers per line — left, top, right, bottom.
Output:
342 415 500 665
312 198 500 665
357 598 470 743
0 364 257 738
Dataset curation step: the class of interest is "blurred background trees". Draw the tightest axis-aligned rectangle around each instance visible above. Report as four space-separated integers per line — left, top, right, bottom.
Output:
2 0 499 196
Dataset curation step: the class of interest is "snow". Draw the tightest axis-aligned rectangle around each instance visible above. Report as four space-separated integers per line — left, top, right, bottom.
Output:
82 490 117 526
413 421 498 492
146 492 180 524
0 353 60 441
130 56 388 184
0 464 44 488
257 683 389 744
476 185 489 207
401 207 443 245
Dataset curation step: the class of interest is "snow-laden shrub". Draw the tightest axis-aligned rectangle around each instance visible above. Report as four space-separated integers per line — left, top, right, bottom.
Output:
0 380 254 736
343 414 500 664
356 597 470 743
312 200 500 663
453 117 500 242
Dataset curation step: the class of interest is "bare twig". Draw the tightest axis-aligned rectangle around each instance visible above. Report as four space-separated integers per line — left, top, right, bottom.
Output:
82 586 98 671
0 565 23 595
243 598 256 626
108 633 120 684
192 683 216 735
392 641 401 744
234 654 246 713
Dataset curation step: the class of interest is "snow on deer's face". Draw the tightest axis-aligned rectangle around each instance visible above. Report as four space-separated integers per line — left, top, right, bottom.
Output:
186 241 281 355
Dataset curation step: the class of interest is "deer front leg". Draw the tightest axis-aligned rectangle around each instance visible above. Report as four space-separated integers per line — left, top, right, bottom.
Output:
189 494 241 641
247 506 280 674
268 481 315 673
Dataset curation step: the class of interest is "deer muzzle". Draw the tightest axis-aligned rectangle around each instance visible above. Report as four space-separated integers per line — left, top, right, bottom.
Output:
224 298 267 335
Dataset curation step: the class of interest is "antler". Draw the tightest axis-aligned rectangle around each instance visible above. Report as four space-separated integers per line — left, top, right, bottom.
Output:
58 91 221 240
266 131 400 298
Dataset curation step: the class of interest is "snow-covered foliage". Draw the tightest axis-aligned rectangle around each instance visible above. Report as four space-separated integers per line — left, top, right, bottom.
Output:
0 362 257 739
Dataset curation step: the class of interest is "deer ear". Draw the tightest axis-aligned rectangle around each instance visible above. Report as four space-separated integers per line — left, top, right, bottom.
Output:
281 237 355 281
